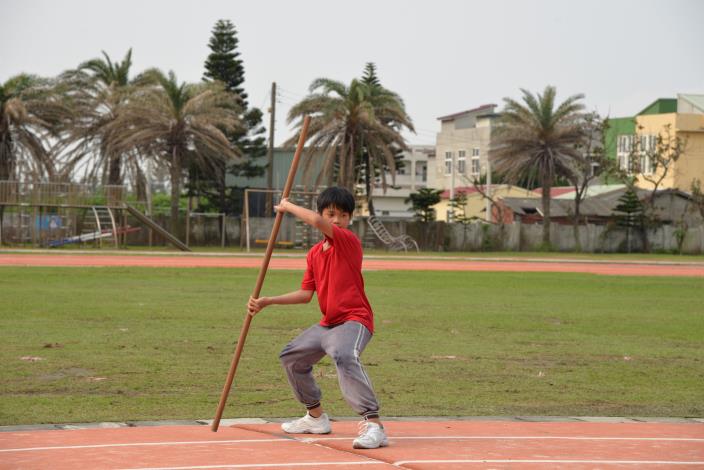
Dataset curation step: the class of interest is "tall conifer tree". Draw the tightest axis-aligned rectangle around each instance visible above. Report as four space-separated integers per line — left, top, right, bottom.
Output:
198 19 266 215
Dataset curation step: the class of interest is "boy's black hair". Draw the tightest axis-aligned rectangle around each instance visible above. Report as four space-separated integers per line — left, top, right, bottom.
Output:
317 187 355 215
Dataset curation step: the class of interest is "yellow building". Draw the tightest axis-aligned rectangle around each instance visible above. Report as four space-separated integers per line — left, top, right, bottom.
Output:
433 184 538 222
611 94 704 192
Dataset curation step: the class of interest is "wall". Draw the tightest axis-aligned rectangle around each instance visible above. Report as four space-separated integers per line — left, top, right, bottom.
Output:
675 114 704 191
435 117 495 191
354 219 704 254
433 185 538 222
5 210 703 253
635 114 678 190
605 117 636 161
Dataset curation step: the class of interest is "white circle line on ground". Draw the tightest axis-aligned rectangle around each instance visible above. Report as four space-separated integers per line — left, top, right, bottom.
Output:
393 460 704 466
3 435 703 453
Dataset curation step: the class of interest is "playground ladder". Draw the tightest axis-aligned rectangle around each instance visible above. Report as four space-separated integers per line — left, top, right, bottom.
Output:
85 206 118 249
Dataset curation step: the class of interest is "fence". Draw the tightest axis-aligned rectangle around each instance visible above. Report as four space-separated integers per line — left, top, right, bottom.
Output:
353 219 704 254
3 208 704 253
0 180 126 208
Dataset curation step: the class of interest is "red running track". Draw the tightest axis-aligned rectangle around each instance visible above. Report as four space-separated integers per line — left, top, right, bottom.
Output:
1 420 703 469
1 253 704 276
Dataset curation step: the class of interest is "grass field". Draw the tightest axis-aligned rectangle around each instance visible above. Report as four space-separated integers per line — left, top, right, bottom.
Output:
1 266 702 426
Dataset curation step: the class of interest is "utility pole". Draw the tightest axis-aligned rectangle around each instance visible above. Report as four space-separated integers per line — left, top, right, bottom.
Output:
485 159 492 222
266 82 276 215
449 152 455 223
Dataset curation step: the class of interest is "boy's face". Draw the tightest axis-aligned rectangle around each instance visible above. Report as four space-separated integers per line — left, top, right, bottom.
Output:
321 205 351 229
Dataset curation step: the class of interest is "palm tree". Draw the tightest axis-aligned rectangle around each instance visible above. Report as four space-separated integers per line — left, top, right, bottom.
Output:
489 86 585 246
286 75 413 210
0 74 70 181
1 73 73 242
103 69 243 231
61 49 135 185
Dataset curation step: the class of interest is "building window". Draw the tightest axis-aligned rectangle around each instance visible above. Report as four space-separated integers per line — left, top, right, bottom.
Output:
472 148 480 157
397 160 409 175
417 163 427 182
589 161 600 178
458 150 466 173
640 154 653 175
618 135 634 154
445 152 452 175
618 134 657 175
617 135 635 173
471 157 481 175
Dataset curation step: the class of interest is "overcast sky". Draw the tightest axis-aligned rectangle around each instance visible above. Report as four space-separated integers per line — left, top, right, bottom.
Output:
3 0 703 146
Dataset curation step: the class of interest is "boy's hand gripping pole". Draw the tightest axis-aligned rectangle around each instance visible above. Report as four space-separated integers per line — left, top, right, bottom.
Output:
211 116 311 432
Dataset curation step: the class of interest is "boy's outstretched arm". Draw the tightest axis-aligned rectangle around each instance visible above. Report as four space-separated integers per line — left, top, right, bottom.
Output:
275 198 334 238
247 289 314 316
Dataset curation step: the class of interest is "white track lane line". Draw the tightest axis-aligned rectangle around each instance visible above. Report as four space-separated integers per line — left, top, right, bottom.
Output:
0 439 293 453
393 459 704 466
3 435 704 452
118 462 385 470
302 435 704 442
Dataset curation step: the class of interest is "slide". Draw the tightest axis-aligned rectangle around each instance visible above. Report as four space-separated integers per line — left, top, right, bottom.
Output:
124 203 191 252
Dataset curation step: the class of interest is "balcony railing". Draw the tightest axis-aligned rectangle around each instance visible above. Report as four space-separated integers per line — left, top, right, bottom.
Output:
0 181 126 208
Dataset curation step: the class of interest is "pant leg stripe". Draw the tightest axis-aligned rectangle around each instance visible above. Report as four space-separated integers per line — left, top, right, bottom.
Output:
355 324 374 392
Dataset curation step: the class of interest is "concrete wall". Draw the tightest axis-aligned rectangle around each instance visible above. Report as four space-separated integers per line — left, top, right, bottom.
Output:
353 219 704 254
4 210 703 253
435 124 492 190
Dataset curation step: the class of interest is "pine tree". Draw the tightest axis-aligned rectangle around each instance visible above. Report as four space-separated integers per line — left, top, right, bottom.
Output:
406 188 442 222
359 62 407 216
361 62 381 87
204 20 247 106
614 183 644 253
197 19 266 216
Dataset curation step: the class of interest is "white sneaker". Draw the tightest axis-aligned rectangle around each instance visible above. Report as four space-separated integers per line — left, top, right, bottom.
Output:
281 412 331 434
352 421 388 449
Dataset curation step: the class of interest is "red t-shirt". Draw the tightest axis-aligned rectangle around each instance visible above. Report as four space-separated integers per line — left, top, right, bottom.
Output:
301 224 374 333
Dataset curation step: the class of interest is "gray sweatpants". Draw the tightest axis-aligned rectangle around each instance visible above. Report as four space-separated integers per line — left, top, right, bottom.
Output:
279 321 380 419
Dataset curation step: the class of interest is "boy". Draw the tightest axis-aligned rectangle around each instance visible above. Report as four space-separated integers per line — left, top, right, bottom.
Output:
247 186 387 449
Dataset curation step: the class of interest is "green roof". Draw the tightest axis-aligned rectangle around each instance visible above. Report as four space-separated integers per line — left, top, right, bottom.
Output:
637 98 677 116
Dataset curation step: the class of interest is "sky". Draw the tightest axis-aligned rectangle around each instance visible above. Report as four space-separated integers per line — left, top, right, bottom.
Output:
3 0 703 147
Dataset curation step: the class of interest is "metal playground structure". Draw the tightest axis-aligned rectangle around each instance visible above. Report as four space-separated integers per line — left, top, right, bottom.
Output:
0 180 190 251
242 188 321 252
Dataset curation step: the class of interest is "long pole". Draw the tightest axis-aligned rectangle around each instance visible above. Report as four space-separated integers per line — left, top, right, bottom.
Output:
244 189 250 253
485 159 492 222
265 82 276 215
449 153 455 223
211 115 310 432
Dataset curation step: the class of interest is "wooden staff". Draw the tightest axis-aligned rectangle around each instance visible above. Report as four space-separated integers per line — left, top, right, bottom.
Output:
211 115 311 432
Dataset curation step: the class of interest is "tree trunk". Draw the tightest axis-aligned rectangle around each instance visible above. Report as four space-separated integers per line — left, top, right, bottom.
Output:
365 151 375 216
107 153 122 186
572 186 582 252
541 177 551 247
1 124 14 181
573 200 581 252
170 147 182 234
218 161 227 214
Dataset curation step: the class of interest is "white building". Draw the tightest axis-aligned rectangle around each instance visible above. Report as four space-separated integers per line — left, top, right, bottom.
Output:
434 104 499 191
365 145 434 218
